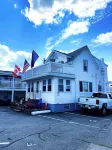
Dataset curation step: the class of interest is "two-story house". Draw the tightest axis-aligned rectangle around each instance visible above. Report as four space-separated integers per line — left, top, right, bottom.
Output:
0 70 26 104
21 45 108 112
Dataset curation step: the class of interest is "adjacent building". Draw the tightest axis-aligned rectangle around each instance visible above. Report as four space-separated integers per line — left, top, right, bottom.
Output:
21 45 108 112
0 70 26 103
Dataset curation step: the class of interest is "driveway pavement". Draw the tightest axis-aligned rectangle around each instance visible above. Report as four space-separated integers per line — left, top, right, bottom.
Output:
0 107 112 150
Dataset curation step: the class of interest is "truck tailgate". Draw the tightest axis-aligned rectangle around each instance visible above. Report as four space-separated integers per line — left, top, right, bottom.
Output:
79 98 97 105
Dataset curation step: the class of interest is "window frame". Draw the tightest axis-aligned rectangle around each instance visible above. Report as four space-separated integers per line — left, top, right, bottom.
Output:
83 59 88 72
79 81 93 92
28 83 30 92
48 79 52 92
43 80 47 92
98 85 102 92
58 79 64 92
66 80 71 92
36 81 39 93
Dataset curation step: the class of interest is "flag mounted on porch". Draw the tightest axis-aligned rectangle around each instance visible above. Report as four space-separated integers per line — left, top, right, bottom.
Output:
22 59 30 73
12 65 21 77
31 50 39 68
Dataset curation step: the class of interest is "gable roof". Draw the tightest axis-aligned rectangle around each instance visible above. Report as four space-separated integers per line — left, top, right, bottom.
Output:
67 45 89 62
46 45 100 68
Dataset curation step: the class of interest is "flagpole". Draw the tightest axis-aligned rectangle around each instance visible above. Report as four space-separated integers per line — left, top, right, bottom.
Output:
11 75 14 102
39 57 43 62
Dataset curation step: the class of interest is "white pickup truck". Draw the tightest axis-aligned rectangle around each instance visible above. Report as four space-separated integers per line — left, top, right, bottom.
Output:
78 93 112 115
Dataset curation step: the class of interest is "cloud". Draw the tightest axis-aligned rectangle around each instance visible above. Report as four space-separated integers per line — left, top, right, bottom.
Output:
45 37 53 47
45 20 89 50
0 44 32 71
91 50 98 54
14 3 17 9
70 39 81 45
21 0 111 26
91 32 112 47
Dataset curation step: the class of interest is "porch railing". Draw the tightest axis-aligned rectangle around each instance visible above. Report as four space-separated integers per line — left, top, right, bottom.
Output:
0 81 26 89
22 62 75 80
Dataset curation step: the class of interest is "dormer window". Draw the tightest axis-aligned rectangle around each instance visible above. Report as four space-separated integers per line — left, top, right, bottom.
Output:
67 57 71 62
50 58 55 62
83 60 88 72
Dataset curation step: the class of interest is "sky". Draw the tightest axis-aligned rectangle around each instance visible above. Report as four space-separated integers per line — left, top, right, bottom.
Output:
0 0 112 80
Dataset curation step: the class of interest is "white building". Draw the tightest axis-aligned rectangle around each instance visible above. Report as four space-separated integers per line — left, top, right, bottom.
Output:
0 71 26 103
22 45 108 112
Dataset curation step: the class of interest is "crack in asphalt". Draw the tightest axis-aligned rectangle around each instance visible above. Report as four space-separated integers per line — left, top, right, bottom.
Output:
2 125 51 148
37 124 51 141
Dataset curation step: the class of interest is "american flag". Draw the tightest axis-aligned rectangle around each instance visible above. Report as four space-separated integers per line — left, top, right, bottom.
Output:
22 59 30 73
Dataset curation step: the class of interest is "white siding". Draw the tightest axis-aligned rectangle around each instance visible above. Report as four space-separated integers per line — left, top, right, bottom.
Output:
72 50 108 101
54 77 76 104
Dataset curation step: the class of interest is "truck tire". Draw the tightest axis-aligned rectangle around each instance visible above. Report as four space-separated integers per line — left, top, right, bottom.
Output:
101 107 107 116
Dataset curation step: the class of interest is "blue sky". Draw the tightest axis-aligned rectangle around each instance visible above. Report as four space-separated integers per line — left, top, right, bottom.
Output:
0 0 112 80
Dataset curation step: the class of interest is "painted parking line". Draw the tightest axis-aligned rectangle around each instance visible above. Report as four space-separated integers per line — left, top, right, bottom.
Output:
0 142 10 145
38 115 102 129
64 112 111 121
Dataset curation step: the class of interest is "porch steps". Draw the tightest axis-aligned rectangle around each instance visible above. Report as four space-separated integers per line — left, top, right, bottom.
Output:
31 110 51 115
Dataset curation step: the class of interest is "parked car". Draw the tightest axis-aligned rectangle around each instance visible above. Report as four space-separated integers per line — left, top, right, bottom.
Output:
78 92 112 115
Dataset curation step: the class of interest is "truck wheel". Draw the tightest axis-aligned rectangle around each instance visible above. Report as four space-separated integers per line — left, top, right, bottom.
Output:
102 107 107 116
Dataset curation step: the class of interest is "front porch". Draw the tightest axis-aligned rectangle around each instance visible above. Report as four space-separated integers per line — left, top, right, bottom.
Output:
22 63 76 112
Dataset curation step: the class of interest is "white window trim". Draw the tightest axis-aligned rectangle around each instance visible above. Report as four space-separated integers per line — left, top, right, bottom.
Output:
58 78 64 92
79 81 92 92
83 59 88 72
43 80 47 92
48 79 52 92
66 79 71 92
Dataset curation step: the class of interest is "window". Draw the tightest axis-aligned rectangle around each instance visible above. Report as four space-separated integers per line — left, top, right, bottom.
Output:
89 82 92 92
67 57 71 62
50 58 55 62
43 80 46 92
83 82 88 92
58 79 64 92
102 94 108 98
28 83 30 92
66 80 71 91
98 85 102 92
79 81 92 92
31 83 34 92
79 81 83 92
48 79 52 91
36 81 39 93
83 60 88 72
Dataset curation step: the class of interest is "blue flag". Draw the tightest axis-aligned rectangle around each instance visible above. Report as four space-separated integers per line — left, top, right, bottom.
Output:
31 50 39 68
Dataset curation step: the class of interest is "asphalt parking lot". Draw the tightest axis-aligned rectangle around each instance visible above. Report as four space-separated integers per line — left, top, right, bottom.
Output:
0 107 112 150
